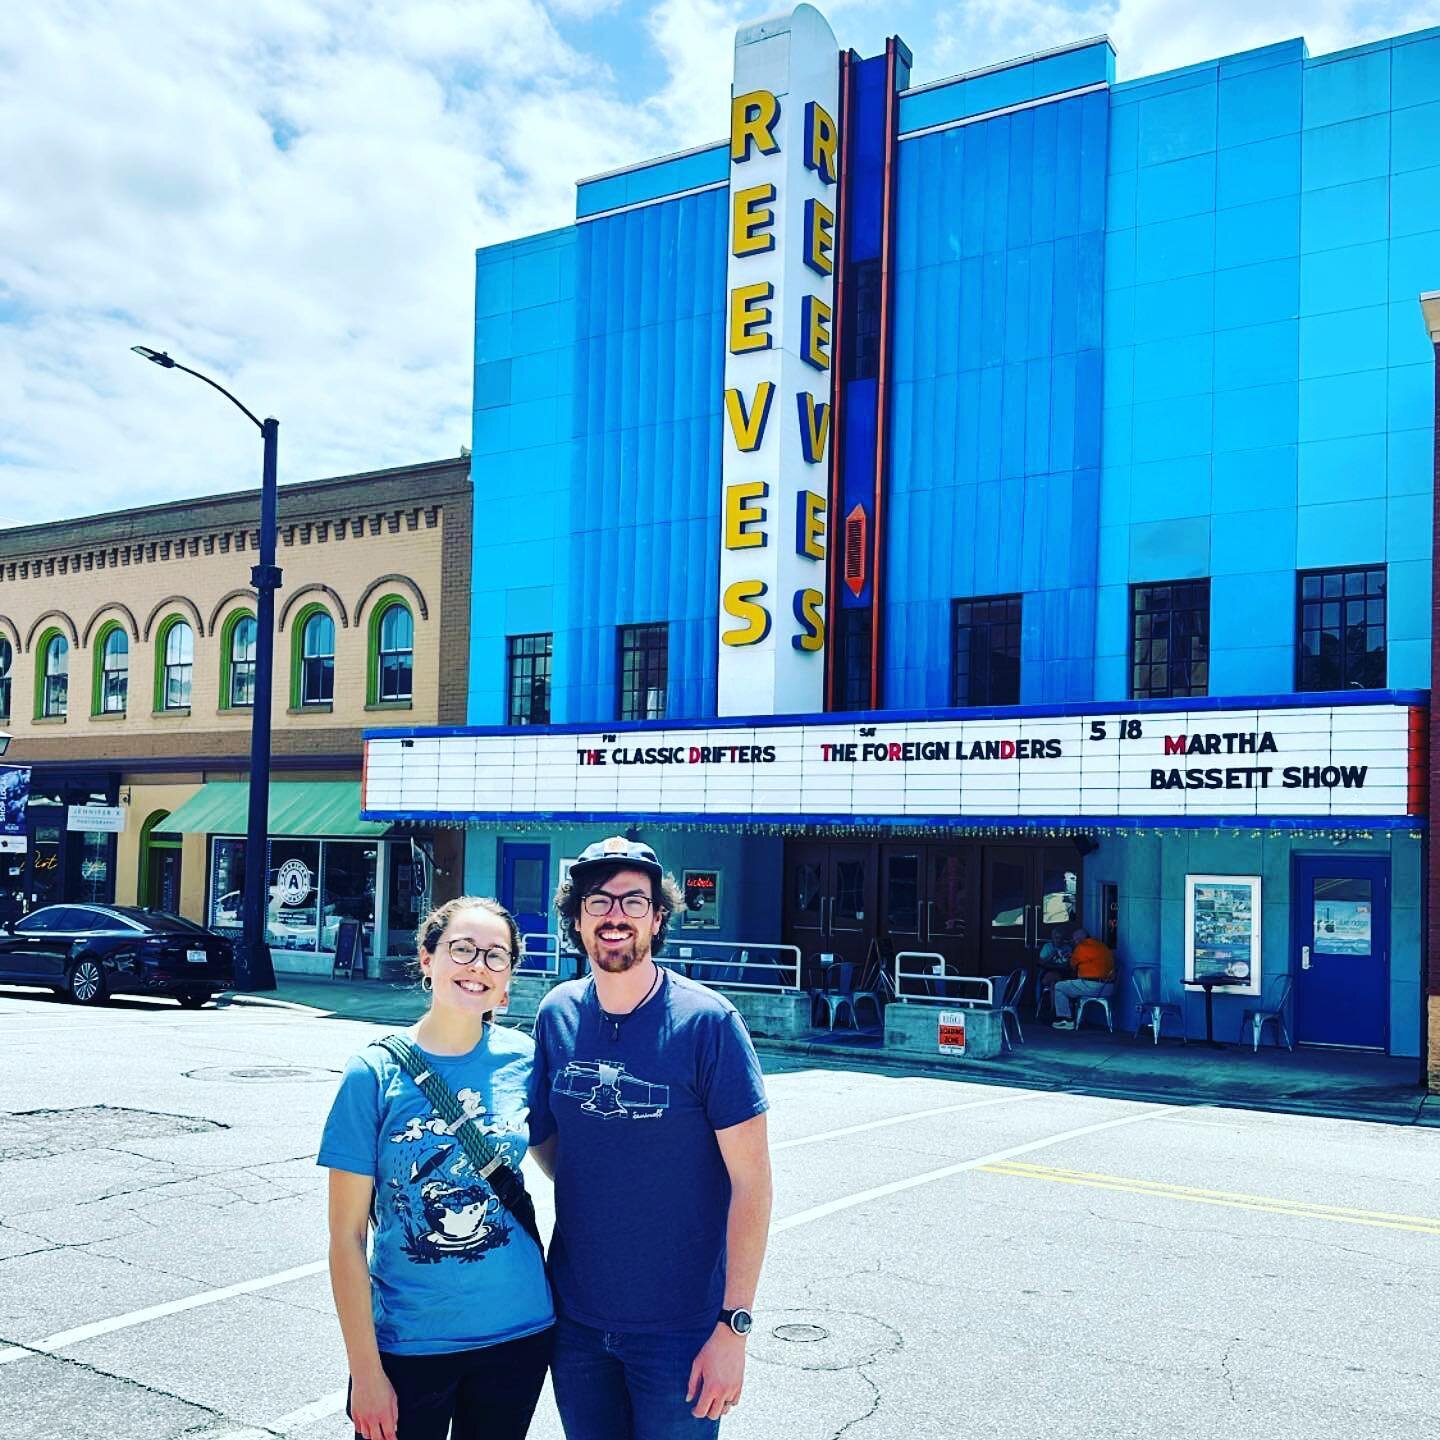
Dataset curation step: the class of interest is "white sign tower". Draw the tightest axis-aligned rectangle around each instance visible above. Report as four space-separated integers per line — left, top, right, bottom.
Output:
716 5 840 717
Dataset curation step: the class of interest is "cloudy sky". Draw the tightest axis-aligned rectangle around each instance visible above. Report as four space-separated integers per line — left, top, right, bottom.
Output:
2 0 1436 528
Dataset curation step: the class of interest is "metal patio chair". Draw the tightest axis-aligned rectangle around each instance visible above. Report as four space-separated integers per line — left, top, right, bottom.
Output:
814 961 870 1031
1130 965 1186 1044
1239 973 1294 1052
1073 980 1116 1033
996 967 1026 1051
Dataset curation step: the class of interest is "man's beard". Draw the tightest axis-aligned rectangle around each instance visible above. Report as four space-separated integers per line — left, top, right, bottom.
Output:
587 928 650 973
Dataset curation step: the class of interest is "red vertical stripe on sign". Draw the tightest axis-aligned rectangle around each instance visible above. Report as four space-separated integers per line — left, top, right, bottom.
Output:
824 48 854 713
869 37 900 707
1409 705 1428 815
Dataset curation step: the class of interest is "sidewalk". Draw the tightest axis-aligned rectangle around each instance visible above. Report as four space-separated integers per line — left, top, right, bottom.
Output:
221 976 1440 1128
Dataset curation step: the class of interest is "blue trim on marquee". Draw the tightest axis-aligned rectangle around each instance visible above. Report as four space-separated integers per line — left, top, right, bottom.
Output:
362 806 1423 831
365 687 1428 743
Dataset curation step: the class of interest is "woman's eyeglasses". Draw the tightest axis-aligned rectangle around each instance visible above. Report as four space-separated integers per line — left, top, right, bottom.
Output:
443 939 514 971
581 891 655 919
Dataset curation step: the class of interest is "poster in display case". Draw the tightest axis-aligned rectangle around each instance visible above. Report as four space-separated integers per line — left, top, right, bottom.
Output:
1184 875 1261 998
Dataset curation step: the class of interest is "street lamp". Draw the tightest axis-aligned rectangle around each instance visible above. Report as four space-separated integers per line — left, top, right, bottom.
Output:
131 346 278 991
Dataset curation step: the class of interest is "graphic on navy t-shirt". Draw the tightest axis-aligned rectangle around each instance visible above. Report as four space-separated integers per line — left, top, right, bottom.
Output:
554 1060 670 1119
381 1090 520 1264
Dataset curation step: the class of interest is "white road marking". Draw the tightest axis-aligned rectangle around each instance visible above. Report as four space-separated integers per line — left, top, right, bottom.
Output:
0 1260 328 1366
772 1103 1174 1232
202 1387 349 1439
771 1089 1044 1151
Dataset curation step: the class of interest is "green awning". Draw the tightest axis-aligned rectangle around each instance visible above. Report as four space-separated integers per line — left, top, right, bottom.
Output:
155 782 390 839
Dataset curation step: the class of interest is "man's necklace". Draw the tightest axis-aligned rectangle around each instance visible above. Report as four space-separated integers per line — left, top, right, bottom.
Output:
596 965 663 1042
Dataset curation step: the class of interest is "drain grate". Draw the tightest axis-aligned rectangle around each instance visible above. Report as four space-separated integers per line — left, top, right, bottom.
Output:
185 1064 340 1083
773 1323 829 1343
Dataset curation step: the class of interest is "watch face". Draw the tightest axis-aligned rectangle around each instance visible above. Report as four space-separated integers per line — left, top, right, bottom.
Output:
730 1309 753 1335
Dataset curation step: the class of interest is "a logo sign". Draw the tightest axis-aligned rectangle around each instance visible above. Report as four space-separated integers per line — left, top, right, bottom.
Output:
0 765 30 839
364 701 1422 824
275 858 313 907
937 1010 967 1053
682 868 723 930
717 5 839 716
67 804 125 834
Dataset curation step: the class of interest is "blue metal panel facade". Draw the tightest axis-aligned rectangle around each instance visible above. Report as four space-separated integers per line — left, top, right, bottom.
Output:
887 88 1109 708
1099 29 1440 700
566 189 728 722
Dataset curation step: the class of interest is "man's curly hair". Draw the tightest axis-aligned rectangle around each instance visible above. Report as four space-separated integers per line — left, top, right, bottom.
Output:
554 861 686 955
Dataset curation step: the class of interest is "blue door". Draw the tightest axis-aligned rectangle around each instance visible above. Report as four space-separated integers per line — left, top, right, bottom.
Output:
1293 855 1389 1050
500 842 550 970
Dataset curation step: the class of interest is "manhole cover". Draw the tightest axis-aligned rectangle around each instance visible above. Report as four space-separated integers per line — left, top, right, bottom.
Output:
774 1323 829 1343
185 1065 339 1083
750 1310 902 1371
0 1106 225 1161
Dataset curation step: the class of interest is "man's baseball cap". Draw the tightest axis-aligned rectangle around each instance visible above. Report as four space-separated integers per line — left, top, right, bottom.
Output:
569 836 664 889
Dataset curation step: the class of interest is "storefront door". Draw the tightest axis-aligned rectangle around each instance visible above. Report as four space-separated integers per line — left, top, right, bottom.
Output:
880 843 975 974
500 842 550 965
782 841 875 980
1293 855 1389 1050
978 846 1079 976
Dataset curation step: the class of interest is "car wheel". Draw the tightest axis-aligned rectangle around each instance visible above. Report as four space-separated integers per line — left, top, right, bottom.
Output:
67 958 108 1006
176 992 210 1010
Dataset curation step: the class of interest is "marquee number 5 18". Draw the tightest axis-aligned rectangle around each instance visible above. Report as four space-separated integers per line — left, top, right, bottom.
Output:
1089 720 1143 740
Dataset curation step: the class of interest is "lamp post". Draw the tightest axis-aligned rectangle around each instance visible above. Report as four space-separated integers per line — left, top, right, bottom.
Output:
131 346 278 991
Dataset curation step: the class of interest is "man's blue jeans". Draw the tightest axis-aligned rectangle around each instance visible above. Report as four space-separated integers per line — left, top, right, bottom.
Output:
550 1315 722 1439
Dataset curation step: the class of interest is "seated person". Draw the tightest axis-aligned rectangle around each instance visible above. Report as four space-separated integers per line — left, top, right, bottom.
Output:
1052 926 1115 1030
1035 926 1073 1013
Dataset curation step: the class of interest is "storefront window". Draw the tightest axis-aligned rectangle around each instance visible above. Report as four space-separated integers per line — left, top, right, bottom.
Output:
385 842 424 955
209 838 246 940
265 839 320 952
76 832 111 904
321 842 376 957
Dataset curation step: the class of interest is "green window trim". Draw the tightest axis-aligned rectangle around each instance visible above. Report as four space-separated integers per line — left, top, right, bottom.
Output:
217 608 257 710
152 613 194 713
137 809 180 909
33 626 68 720
289 602 336 709
366 596 413 706
90 620 128 717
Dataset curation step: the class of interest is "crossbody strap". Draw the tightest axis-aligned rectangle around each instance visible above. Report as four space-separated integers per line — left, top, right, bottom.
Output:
375 1034 544 1254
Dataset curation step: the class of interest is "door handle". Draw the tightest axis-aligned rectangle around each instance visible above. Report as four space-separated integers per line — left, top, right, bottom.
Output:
820 896 829 937
925 900 934 945
1300 945 1311 971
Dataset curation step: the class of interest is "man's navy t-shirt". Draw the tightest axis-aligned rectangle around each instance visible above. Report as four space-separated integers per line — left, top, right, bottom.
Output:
528 968 768 1334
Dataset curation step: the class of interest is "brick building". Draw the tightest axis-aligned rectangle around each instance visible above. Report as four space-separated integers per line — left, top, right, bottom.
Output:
0 457 471 975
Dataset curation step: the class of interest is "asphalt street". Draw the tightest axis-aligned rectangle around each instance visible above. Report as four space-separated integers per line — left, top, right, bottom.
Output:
0 985 1436 1440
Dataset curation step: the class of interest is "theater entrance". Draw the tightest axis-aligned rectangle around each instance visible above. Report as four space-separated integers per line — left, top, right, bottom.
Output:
782 838 1082 985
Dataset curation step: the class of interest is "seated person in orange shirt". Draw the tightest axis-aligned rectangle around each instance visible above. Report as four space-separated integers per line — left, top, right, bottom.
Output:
1051 927 1115 1030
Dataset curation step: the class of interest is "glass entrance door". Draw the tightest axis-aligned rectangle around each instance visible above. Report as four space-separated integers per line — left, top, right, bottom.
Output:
782 841 876 980
979 845 1080 977
1293 855 1388 1049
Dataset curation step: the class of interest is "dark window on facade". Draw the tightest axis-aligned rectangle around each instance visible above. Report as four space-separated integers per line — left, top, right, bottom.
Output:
229 617 257 708
845 259 881 381
952 595 1022 706
1131 581 1210 700
301 612 335 705
836 607 873 711
377 605 413 703
101 628 129 714
0 635 10 719
507 633 552 725
619 624 667 722
43 634 69 717
163 621 194 710
1297 566 1386 691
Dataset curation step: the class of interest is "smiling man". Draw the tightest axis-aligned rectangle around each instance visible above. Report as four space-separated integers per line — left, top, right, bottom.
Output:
528 836 773 1439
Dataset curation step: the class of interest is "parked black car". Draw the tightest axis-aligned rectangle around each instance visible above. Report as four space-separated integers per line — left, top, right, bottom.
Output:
0 905 234 1008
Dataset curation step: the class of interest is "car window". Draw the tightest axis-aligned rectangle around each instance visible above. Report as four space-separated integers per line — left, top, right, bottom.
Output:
51 907 97 931
14 909 62 934
84 908 143 933
124 910 202 934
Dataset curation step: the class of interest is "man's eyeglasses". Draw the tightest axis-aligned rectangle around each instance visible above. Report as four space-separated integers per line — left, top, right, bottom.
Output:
443 939 514 971
581 891 656 919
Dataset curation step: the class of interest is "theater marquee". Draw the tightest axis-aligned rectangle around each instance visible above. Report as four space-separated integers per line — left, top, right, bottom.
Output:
362 700 1424 825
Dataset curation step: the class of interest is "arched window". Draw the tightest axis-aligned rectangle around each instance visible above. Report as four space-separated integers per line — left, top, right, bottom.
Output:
160 620 194 710
0 635 11 719
302 611 335 705
229 616 257 707
375 602 413 703
42 633 69 717
100 626 129 713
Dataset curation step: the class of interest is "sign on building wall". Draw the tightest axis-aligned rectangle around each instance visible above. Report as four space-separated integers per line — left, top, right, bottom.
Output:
66 805 125 834
0 766 29 853
362 702 1422 824
717 5 840 717
1184 874 1262 998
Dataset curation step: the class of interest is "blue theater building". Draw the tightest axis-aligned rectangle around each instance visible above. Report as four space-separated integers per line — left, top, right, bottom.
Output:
364 6 1440 1071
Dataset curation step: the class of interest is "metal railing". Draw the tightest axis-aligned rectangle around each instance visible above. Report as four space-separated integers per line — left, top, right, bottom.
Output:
894 950 995 1009
666 939 803 993
517 932 562 978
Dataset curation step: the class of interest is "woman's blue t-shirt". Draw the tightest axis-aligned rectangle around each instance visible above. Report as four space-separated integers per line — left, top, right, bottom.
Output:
318 1024 554 1355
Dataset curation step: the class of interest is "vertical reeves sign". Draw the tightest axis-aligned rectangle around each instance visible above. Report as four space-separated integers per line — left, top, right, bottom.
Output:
717 4 839 717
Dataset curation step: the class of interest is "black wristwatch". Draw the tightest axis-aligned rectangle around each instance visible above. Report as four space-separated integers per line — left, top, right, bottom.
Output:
718 1307 753 1336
